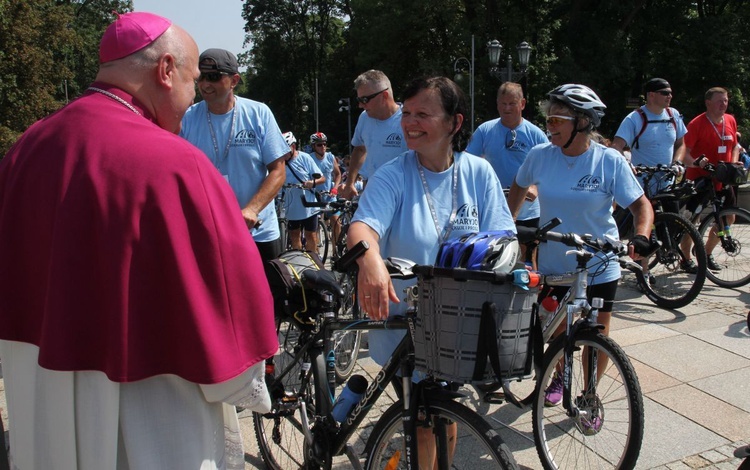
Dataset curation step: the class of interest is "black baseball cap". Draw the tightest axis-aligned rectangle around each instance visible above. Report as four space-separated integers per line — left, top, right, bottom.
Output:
643 78 671 93
199 48 242 81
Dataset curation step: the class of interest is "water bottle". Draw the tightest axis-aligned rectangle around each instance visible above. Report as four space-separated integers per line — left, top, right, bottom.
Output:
538 295 558 330
331 374 368 423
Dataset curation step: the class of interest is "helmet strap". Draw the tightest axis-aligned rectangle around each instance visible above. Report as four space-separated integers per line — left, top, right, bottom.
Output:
562 117 580 149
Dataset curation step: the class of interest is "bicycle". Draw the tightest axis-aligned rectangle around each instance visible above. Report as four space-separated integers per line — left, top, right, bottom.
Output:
680 157 750 287
277 179 331 263
512 219 645 469
613 163 707 309
253 242 519 469
302 195 362 383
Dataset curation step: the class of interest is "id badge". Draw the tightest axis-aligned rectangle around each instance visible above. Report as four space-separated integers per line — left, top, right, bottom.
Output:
718 146 727 154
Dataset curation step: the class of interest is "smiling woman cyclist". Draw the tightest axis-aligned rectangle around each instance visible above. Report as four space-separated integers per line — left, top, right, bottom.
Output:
507 84 655 410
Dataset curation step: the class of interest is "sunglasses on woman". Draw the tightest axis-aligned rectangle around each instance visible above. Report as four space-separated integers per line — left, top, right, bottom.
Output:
546 115 576 126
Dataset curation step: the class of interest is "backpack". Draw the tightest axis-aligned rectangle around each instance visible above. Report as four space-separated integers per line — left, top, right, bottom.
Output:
631 107 677 149
265 250 328 328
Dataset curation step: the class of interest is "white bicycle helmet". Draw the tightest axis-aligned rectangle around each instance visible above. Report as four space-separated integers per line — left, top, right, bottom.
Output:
548 84 606 128
283 131 297 146
310 132 328 144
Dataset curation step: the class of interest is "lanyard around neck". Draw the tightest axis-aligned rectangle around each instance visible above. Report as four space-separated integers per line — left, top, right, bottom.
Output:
206 103 237 168
416 152 459 245
706 114 725 142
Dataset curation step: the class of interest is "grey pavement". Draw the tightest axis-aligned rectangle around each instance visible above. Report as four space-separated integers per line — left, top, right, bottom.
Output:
1 272 750 469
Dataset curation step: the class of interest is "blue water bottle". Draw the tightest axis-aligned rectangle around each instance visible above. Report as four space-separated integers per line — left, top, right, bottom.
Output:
331 374 368 423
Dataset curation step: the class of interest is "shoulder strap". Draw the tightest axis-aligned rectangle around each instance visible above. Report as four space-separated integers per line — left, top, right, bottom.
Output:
632 107 678 149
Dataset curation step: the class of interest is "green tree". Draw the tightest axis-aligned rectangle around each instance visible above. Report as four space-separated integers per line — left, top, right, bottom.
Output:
0 0 132 156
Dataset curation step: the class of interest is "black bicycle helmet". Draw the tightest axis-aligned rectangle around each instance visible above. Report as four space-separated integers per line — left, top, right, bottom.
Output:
548 84 606 128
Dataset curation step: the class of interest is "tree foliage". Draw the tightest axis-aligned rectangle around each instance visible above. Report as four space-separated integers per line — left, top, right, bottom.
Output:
0 0 131 156
240 0 750 151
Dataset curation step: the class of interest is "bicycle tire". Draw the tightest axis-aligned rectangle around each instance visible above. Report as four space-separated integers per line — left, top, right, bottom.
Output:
639 211 706 309
532 330 644 470
317 215 330 264
253 321 320 470
698 206 750 287
278 218 289 253
333 270 362 383
364 396 519 469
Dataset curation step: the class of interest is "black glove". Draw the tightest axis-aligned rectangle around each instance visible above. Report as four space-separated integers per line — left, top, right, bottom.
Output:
629 234 658 256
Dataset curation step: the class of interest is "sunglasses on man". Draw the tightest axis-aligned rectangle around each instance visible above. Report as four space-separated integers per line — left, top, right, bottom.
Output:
356 88 388 104
198 72 229 83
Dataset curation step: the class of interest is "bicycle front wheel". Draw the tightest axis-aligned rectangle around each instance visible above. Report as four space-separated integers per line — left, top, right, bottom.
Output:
641 211 706 309
698 206 750 287
317 215 330 264
364 396 518 469
532 330 644 470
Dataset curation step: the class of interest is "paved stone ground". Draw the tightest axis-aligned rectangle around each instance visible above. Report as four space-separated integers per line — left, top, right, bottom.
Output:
1 273 749 469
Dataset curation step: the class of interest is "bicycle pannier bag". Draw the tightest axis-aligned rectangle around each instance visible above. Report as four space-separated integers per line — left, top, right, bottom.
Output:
265 250 326 328
714 161 748 186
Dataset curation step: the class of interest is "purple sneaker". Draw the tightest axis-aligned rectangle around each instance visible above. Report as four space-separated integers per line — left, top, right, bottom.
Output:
544 374 563 407
576 394 604 435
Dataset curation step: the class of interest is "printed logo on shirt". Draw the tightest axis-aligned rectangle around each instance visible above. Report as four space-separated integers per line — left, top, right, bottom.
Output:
384 133 403 148
234 129 257 147
572 175 601 192
453 203 480 231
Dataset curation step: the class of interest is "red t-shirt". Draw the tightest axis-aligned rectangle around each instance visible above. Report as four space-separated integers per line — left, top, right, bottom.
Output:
685 112 738 181
0 83 278 384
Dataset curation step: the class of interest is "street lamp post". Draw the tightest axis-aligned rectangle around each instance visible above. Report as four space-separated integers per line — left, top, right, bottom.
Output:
452 35 475 133
338 98 352 155
487 39 532 82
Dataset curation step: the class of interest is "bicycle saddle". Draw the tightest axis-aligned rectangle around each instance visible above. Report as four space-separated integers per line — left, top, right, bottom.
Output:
301 269 344 298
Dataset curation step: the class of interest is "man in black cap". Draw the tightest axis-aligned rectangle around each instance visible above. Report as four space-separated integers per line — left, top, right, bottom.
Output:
181 48 289 262
612 78 691 275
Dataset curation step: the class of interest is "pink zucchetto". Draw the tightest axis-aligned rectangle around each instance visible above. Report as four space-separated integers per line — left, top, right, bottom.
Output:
99 12 172 63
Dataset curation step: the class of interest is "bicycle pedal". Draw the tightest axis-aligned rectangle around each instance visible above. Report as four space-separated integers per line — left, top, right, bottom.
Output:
483 391 505 404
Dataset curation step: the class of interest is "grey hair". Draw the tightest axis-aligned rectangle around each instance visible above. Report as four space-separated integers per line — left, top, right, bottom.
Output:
121 26 187 70
354 69 392 92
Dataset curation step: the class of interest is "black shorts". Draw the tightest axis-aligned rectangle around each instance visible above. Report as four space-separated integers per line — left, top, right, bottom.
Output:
539 279 618 313
288 214 319 232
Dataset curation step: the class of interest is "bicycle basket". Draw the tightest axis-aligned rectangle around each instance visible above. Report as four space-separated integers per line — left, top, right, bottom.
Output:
265 250 327 328
411 266 537 384
714 161 748 186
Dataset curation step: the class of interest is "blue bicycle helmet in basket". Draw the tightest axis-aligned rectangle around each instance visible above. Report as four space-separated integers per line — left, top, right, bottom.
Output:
436 230 519 273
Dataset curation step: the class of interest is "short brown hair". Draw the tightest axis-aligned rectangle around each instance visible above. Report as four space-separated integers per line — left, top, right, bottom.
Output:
705 87 729 100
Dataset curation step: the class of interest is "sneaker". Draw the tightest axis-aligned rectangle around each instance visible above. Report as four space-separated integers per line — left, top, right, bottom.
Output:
544 374 563 407
680 259 698 274
707 254 722 271
575 394 603 436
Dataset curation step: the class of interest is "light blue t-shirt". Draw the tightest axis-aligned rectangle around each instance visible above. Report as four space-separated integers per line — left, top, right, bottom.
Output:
615 106 687 167
466 118 548 221
515 142 644 285
353 150 516 365
351 108 408 179
284 152 320 221
311 151 336 199
180 97 290 242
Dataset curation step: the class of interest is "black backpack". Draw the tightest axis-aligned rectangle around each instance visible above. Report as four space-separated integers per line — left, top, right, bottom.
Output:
631 107 677 149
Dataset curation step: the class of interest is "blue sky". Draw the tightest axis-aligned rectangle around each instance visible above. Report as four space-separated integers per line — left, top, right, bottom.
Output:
133 0 248 60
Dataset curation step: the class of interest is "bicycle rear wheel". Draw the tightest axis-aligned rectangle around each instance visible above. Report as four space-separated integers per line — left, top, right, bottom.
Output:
333 270 362 383
640 211 706 309
317 215 330 264
698 206 750 287
364 396 518 469
532 330 644 470
253 321 319 470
